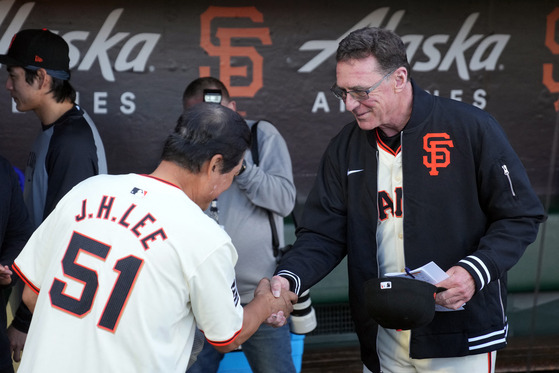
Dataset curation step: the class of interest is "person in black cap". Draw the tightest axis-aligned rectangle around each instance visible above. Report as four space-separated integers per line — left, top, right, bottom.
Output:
272 27 545 373
0 28 107 364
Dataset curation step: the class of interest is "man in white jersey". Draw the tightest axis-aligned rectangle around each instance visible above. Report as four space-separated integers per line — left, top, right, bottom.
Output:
12 103 297 373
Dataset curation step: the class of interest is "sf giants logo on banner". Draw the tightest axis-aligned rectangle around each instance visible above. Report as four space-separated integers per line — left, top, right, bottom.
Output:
199 7 271 98
423 133 454 176
544 7 559 111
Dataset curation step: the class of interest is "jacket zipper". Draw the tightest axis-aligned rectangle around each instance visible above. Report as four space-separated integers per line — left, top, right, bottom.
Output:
497 278 507 325
501 165 516 197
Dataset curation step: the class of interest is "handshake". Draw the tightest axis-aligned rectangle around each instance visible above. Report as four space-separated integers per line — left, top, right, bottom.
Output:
256 275 298 328
255 275 317 334
261 275 318 334
255 276 317 334
214 276 315 354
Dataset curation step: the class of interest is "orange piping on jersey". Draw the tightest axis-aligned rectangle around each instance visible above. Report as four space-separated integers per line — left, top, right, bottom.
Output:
207 327 243 347
12 263 40 294
375 130 401 156
141 174 181 190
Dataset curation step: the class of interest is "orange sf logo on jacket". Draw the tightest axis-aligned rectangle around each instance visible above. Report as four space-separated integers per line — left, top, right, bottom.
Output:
423 133 454 176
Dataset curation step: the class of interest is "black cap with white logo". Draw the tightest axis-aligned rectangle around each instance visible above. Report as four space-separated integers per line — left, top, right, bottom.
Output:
364 277 439 330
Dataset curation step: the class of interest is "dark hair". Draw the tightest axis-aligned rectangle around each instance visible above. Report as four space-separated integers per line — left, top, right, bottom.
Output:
24 68 76 103
162 102 250 174
336 27 411 78
182 77 231 105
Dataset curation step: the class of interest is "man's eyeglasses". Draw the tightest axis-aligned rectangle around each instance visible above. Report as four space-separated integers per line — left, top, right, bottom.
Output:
330 69 397 102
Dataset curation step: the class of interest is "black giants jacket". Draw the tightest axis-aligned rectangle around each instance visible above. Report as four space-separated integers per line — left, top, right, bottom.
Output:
276 80 546 372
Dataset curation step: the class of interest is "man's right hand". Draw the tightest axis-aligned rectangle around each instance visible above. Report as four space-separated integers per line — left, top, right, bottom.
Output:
215 277 298 353
254 277 297 327
270 275 290 298
264 276 297 326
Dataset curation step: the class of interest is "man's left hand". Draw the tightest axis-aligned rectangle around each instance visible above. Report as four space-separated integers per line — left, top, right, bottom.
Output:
435 266 475 310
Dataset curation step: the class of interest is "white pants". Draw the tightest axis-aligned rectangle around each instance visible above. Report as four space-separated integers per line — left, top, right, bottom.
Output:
363 327 496 373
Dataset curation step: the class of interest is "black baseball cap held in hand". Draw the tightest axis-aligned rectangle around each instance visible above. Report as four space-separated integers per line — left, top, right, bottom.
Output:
0 28 70 80
364 277 439 330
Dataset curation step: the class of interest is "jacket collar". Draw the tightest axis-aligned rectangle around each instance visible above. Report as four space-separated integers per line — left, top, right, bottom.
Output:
404 79 434 132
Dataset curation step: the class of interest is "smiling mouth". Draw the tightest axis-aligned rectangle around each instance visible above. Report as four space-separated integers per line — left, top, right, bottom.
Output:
353 111 369 118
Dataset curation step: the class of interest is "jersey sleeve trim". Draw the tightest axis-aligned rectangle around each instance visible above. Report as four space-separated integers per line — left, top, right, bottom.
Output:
205 327 242 347
12 263 40 294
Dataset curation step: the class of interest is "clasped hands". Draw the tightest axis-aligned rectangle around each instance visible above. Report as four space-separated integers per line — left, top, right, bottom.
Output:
255 275 297 328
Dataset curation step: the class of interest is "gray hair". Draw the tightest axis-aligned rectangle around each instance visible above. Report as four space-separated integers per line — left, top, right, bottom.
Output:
336 27 411 77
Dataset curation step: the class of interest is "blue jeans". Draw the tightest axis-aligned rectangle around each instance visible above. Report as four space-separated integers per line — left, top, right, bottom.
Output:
186 322 296 373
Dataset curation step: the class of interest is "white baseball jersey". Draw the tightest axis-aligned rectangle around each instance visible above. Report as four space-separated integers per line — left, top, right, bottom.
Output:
376 133 405 277
13 173 244 373
375 133 411 369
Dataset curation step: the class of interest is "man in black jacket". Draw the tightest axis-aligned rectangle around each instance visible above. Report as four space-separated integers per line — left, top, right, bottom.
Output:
273 27 545 373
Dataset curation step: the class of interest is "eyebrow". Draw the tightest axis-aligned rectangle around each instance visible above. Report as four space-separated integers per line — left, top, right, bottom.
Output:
337 84 370 91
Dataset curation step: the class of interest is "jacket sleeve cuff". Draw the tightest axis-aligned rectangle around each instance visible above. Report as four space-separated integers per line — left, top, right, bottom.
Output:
275 270 301 295
457 255 492 292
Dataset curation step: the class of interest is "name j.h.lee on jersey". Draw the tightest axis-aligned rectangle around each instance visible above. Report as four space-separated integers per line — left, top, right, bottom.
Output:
74 195 168 250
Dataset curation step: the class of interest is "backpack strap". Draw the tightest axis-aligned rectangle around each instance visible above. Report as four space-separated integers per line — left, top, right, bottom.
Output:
250 121 260 165
250 121 280 257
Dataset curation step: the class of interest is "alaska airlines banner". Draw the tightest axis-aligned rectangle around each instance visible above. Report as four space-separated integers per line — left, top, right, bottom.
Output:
0 0 557 200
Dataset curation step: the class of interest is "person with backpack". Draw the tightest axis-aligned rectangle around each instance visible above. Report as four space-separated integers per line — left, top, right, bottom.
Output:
183 77 297 373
